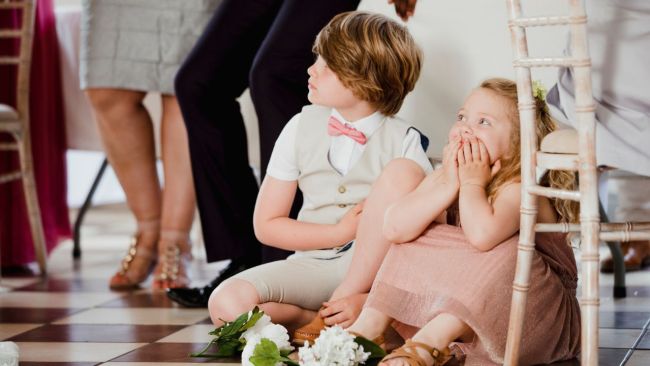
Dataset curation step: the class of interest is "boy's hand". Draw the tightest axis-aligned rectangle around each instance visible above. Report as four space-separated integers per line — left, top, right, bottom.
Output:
320 293 369 328
336 201 364 243
458 136 501 188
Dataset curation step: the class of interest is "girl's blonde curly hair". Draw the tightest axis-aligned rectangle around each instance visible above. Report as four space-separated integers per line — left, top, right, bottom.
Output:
480 78 579 223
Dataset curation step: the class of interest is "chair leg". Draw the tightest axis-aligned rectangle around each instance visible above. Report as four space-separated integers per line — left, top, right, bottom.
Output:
599 202 626 298
504 206 538 365
73 158 109 259
17 133 47 276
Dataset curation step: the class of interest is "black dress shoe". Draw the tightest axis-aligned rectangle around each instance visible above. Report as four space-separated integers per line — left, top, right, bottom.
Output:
166 259 257 308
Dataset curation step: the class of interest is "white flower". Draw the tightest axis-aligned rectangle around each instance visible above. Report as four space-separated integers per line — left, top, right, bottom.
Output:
241 313 272 343
241 333 262 366
241 322 293 366
258 323 293 352
298 326 370 366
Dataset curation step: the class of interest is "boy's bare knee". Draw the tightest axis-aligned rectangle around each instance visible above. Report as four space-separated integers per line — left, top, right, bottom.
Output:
208 279 261 323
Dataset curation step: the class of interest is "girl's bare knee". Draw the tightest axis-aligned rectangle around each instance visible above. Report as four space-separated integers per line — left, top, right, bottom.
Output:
378 158 425 189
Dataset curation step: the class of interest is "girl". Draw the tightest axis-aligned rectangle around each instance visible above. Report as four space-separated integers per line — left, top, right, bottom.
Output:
335 78 580 365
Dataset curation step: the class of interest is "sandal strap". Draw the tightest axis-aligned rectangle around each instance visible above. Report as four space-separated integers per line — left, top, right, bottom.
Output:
118 235 156 275
156 238 191 281
381 339 450 366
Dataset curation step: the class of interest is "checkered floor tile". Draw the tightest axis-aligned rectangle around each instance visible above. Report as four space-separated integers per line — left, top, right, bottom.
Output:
1 204 649 365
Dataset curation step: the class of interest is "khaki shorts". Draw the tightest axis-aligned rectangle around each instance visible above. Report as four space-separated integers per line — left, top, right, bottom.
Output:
231 245 354 311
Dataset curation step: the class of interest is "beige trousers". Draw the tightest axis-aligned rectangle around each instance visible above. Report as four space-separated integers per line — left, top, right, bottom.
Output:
231 245 354 311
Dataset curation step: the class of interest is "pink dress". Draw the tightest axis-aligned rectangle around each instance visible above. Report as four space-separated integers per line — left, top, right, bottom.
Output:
366 224 580 365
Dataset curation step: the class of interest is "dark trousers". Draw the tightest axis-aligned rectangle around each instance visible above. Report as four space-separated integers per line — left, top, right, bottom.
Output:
175 0 360 264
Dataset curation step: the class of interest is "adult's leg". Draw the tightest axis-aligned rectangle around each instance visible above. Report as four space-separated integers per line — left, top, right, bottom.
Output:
249 0 361 262
153 95 196 289
85 88 160 287
175 0 282 264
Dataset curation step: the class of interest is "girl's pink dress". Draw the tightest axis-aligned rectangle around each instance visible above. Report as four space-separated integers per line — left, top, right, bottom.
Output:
366 224 580 365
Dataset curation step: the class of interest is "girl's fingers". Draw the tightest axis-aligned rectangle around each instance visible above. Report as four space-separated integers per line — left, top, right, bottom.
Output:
471 138 480 161
457 148 465 165
478 142 489 163
463 139 472 163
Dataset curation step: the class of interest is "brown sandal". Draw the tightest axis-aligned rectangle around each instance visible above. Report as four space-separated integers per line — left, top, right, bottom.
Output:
381 339 451 366
292 311 326 346
109 234 157 290
152 234 191 290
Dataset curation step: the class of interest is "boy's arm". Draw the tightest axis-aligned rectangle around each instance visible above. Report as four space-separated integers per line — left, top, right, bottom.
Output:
253 176 360 251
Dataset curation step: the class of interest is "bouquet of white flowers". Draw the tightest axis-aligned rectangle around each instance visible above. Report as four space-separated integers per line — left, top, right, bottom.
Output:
298 326 370 366
191 307 295 365
193 308 385 366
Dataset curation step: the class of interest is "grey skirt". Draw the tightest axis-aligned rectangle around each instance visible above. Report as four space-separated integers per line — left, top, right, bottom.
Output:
80 0 221 95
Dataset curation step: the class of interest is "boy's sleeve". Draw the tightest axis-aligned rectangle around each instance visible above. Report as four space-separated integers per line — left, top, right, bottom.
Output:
402 128 434 174
266 114 301 181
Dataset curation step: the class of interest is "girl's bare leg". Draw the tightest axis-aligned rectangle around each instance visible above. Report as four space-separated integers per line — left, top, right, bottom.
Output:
330 159 425 300
382 314 471 366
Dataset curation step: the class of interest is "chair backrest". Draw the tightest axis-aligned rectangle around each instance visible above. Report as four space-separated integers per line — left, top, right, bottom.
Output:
1 0 36 121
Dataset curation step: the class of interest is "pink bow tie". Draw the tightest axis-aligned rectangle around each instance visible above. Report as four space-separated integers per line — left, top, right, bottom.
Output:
327 116 368 145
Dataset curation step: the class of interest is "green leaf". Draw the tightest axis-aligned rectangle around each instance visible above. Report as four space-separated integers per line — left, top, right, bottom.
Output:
189 338 219 358
220 311 251 338
249 338 282 366
242 307 265 332
354 336 387 360
216 337 245 357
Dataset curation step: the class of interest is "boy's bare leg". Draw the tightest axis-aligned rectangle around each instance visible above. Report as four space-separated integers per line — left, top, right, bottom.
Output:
208 278 316 332
259 303 318 332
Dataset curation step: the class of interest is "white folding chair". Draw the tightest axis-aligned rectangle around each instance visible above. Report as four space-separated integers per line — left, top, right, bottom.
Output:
503 0 650 365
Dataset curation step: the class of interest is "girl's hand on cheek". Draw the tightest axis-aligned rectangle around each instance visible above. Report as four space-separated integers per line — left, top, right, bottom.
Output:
458 137 497 188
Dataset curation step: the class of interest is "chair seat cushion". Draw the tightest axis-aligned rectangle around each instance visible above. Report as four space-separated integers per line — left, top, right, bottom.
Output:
0 104 19 121
540 129 579 154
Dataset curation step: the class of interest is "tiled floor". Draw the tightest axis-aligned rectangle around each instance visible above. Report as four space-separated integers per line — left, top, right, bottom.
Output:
1 203 650 365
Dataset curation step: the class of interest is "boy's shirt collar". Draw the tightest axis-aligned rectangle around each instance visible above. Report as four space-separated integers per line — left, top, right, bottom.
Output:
331 109 384 139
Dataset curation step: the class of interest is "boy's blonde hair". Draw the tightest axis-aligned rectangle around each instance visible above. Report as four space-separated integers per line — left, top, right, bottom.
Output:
313 11 422 116
480 78 579 223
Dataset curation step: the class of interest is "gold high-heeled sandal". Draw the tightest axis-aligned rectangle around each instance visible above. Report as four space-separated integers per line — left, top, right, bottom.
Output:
109 234 157 290
152 236 191 290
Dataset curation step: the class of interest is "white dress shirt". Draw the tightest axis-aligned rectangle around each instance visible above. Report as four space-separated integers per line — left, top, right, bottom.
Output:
267 109 433 181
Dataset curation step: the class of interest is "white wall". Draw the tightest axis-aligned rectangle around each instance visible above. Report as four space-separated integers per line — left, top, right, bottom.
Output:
358 0 569 157
59 0 573 204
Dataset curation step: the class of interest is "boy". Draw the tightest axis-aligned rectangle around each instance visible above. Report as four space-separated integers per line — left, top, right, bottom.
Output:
207 11 432 331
